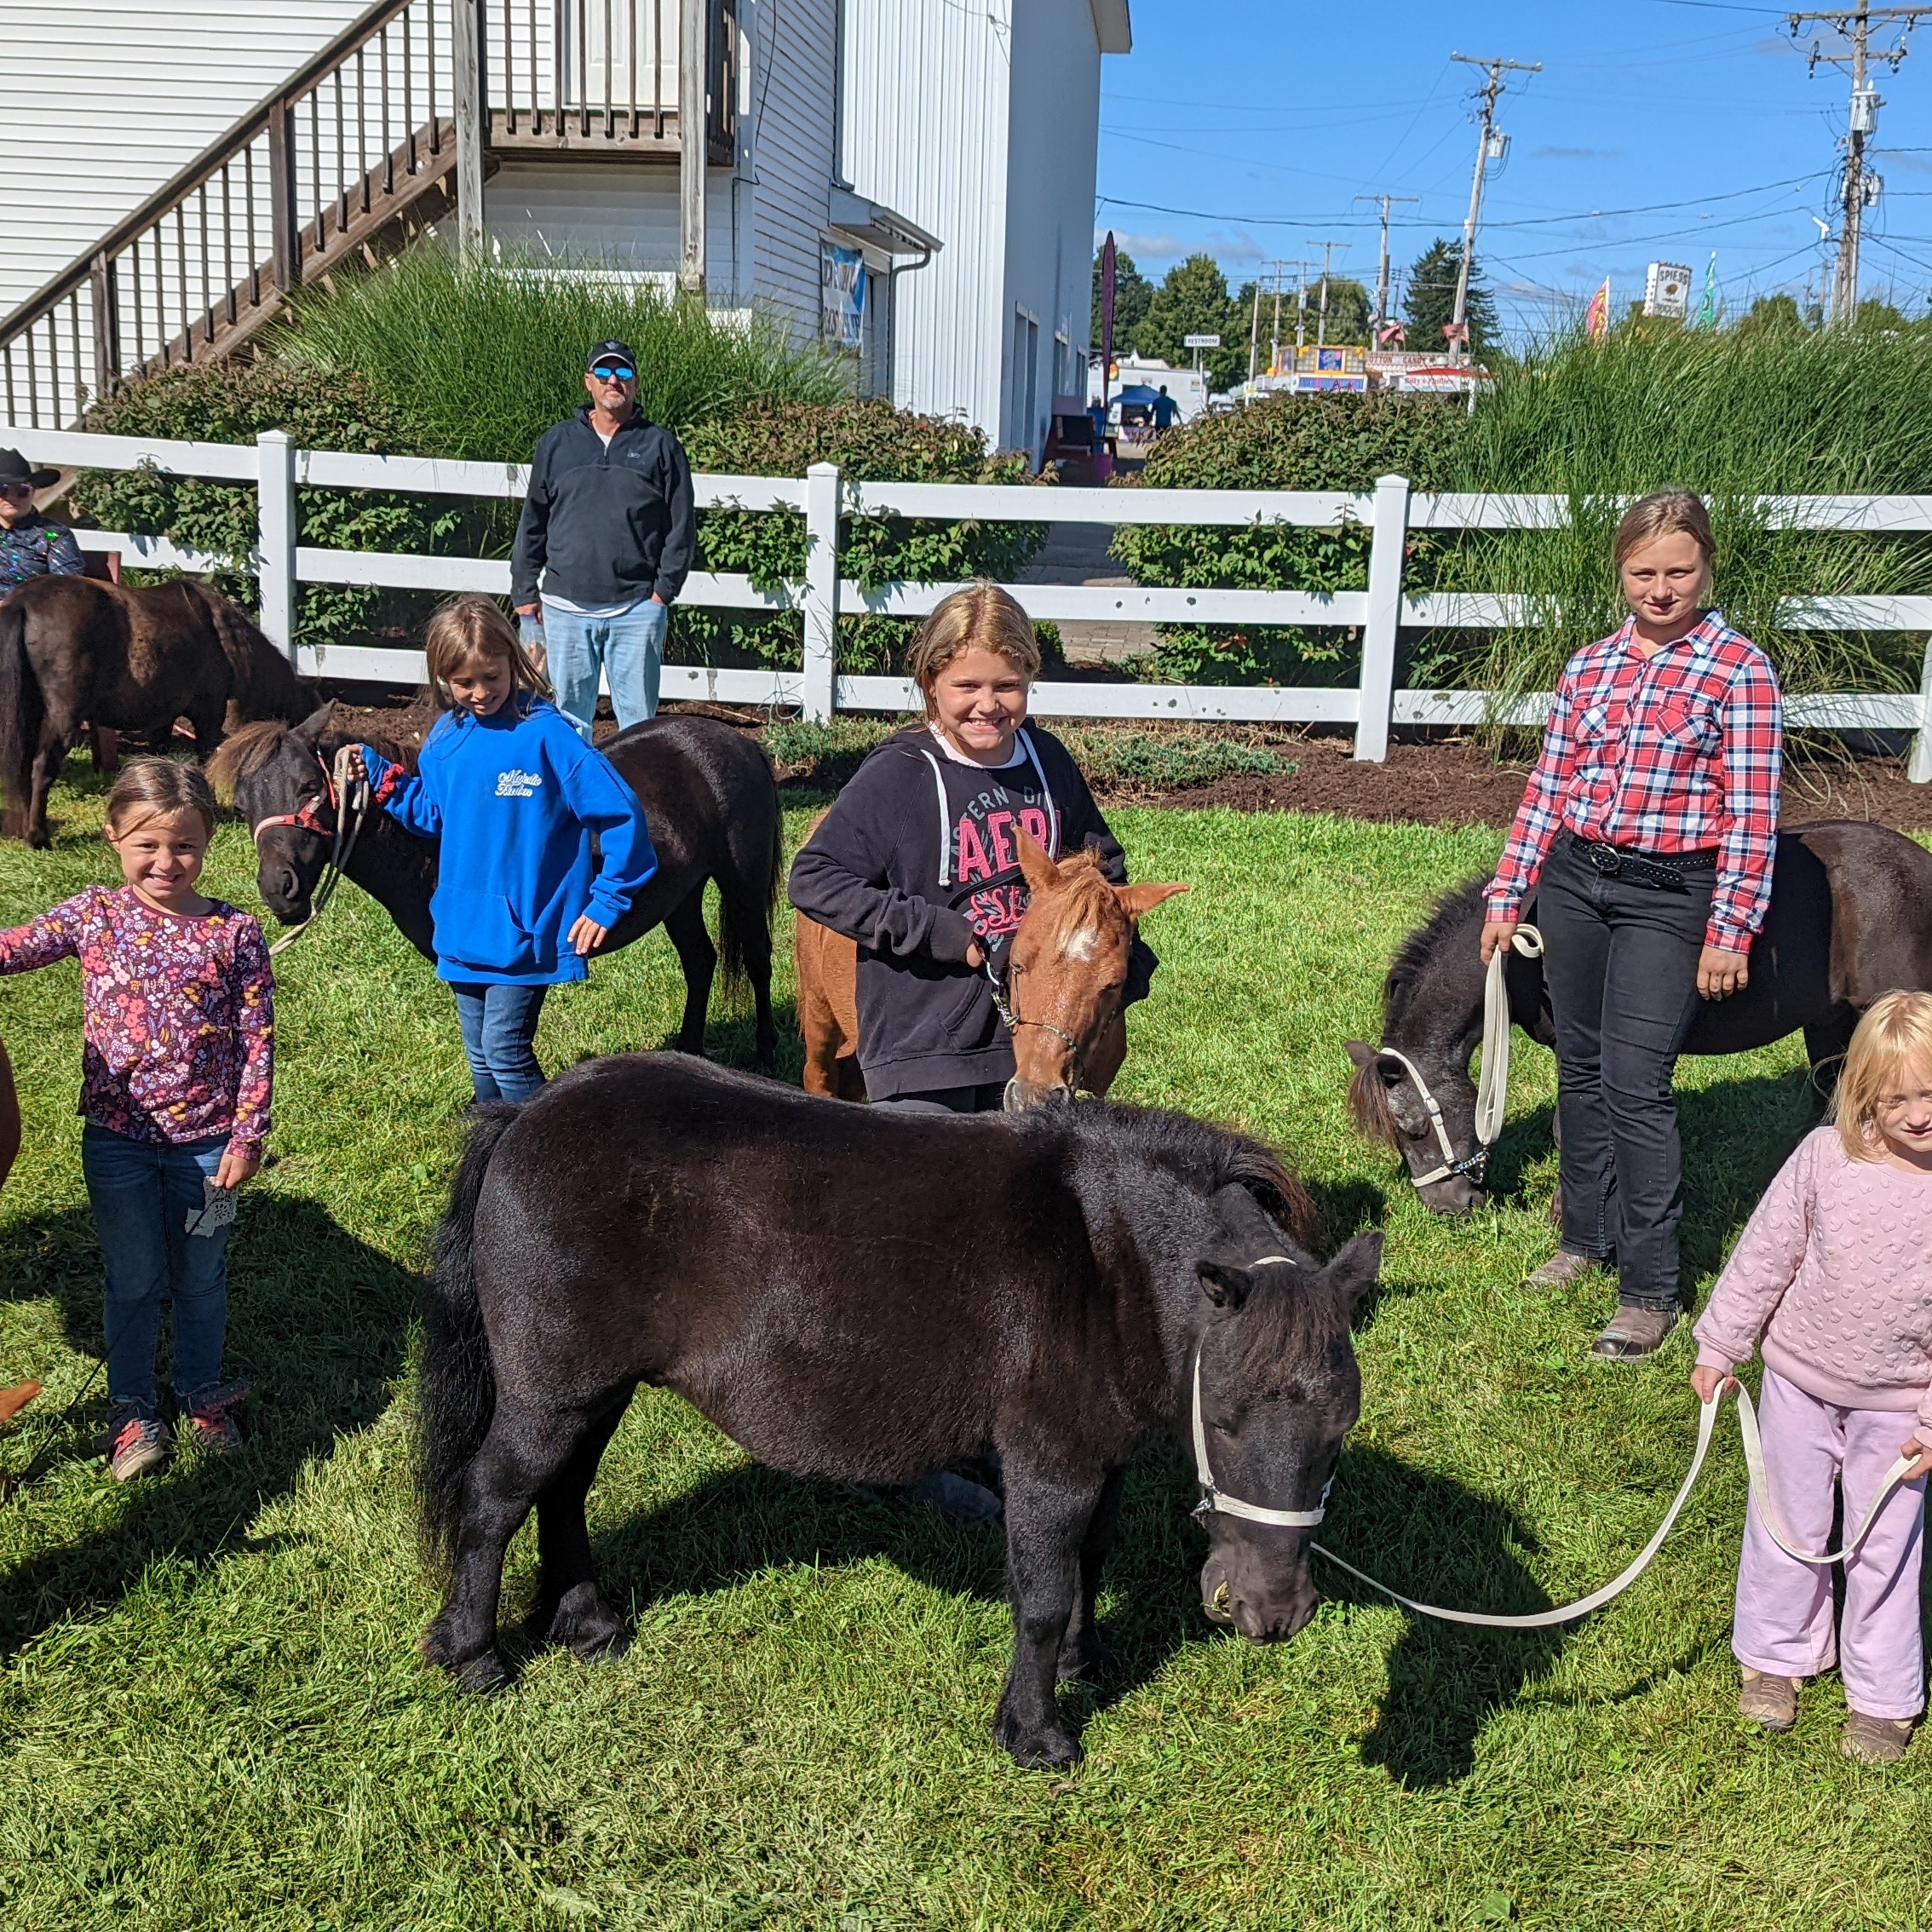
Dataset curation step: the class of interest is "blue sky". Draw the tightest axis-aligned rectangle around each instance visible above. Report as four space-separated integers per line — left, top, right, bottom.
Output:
1096 0 1932 339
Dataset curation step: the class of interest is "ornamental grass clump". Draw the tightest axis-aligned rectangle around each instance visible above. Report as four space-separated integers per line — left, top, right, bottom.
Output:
271 248 848 457
1446 323 1932 705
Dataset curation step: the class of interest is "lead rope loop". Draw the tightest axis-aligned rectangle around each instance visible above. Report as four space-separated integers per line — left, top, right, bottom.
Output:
1473 924 1544 1149
265 745 375 957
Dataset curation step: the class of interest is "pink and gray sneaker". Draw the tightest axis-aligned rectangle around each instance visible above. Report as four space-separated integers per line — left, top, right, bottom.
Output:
178 1382 250 1456
106 1405 168 1482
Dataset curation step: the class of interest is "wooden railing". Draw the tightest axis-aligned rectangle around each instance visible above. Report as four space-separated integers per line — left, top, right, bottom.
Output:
0 0 737 428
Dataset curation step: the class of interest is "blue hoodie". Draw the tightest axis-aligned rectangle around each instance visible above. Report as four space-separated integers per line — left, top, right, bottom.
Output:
359 699 657 986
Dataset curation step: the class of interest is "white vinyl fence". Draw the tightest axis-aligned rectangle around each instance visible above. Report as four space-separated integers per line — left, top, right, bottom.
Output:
8 424 1932 781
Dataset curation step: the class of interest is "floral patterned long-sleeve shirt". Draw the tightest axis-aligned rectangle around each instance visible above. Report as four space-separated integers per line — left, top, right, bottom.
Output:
0 886 274 1150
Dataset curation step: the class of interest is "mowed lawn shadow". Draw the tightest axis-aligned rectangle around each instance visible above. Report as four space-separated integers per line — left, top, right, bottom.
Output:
0 1192 413 1660
1677 1071 1817 1279
1311 1443 1568 1788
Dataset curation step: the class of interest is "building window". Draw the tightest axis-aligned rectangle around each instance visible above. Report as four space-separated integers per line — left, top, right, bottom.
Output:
1011 307 1040 455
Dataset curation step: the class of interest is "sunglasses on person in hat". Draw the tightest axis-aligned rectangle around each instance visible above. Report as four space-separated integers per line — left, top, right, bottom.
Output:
0 449 59 496
585 342 638 383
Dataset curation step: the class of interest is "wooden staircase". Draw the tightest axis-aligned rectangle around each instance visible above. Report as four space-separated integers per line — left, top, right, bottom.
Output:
0 0 737 428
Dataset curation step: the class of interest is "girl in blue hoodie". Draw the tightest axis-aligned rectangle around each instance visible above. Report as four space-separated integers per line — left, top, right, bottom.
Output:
350 595 656 1103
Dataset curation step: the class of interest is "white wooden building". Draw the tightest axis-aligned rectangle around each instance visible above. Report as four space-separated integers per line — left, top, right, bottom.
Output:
0 0 1129 459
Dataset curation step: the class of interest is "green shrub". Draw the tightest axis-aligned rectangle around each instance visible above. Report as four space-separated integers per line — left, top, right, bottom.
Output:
1111 393 1469 684
1054 727 1294 793
272 250 848 458
71 362 456 647
681 400 1046 674
1445 325 1932 703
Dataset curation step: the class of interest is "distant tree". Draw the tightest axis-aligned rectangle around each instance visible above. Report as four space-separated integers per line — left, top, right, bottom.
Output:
1137 255 1252 388
1311 276 1371 347
1851 296 1911 334
1734 293 1804 336
1403 238 1498 357
1091 248 1154 358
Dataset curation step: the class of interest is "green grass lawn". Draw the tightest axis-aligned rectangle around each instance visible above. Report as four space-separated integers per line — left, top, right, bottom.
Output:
0 764 1927 1930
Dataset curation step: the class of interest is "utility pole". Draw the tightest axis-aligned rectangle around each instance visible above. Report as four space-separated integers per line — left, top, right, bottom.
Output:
1247 279 1262 383
1355 193 1419 339
1787 3 1932 325
1295 262 1308 354
1448 53 1542 359
1309 239 1350 348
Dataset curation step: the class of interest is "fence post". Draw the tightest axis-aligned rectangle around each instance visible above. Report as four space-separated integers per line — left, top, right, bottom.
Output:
256 430 297 665
801 462 841 722
1353 472 1412 762
267 100 300 293
88 252 120 405
1911 633 1932 784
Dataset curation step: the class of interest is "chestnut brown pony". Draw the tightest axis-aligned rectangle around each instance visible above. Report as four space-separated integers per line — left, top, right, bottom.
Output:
796 826 1187 1105
0 574 311 846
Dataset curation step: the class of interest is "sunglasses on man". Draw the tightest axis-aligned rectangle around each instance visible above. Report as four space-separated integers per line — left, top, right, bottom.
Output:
0 480 35 497
590 363 636 382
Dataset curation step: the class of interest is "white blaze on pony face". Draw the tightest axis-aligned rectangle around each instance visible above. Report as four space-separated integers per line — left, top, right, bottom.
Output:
1061 927 1100 964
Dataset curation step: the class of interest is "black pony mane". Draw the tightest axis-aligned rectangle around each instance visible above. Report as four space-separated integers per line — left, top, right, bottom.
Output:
1383 877 1488 1030
1046 1100 1321 1251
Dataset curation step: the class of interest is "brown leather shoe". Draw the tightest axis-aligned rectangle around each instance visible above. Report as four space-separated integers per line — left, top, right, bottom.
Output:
1739 1669 1798 1732
1521 1251 1607 1292
1842 1711 1913 1764
1590 1303 1680 1361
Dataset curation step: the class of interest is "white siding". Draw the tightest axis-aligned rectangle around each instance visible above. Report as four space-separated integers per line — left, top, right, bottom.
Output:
1003 0 1105 460
0 3 369 316
485 162 738 290
738 0 837 342
841 0 1012 436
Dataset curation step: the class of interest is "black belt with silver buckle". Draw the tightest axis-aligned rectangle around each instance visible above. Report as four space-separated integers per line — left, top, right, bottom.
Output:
1567 833 1716 894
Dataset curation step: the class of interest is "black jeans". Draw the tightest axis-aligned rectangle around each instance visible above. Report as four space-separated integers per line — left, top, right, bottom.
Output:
1538 836 1714 1311
872 1082 1008 1115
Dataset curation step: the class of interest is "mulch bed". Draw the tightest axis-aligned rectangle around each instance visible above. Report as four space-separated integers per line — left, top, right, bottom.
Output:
311 687 1932 834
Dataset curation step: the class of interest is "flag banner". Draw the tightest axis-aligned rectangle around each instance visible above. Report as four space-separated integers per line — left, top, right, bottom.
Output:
1586 278 1611 341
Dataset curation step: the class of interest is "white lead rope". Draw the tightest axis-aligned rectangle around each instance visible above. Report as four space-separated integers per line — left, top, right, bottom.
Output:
1308 1383 1922 1630
1474 923 1544 1148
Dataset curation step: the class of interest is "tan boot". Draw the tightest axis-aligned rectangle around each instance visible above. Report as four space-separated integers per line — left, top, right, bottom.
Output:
1590 1303 1680 1361
1521 1251 1607 1292
1842 1711 1914 1764
1738 1669 1798 1732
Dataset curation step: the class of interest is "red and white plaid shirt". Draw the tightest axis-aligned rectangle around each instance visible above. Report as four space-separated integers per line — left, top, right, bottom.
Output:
1484 612 1783 952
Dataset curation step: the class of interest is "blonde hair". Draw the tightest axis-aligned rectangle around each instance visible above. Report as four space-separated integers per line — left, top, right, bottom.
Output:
1828 990 1932 1160
106 757 217 838
423 594 553 712
905 582 1041 716
1613 489 1716 570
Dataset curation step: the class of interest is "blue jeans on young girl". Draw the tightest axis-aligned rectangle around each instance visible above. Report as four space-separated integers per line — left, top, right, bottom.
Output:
82 1123 233 1414
538 598 668 741
451 982 549 1103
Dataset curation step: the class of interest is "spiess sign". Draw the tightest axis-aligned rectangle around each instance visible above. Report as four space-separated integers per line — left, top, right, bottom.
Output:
1645 262 1693 319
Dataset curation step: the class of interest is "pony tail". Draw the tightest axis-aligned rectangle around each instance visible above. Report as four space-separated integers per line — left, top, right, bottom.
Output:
0 599 39 840
415 1103 519 1578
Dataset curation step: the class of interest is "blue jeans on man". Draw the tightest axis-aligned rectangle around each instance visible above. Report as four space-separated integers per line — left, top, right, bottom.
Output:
82 1123 233 1413
537 597 669 741
451 981 550 1104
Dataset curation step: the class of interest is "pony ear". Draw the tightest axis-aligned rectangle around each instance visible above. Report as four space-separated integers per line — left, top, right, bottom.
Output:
1344 1039 1377 1071
1117 880 1188 919
1344 1040 1405 1087
1323 1231 1385 1304
1015 825 1060 894
1196 1258 1252 1309
294 702 335 745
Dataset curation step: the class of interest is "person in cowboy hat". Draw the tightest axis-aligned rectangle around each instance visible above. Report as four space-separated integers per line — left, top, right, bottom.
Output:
0 448 83 590
510 340 696 743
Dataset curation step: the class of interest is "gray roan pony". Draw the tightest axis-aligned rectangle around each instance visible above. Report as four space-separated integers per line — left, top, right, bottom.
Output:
1347 820 1932 1213
214 705 782 1067
415 1055 1383 1767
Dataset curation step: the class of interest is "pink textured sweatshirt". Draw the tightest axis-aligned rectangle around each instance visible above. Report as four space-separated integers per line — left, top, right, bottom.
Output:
1694 1126 1932 1440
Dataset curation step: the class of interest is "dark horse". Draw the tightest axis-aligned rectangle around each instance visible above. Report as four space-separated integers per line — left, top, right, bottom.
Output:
1347 820 1932 1212
416 1054 1383 1767
0 573 311 846
213 705 782 1066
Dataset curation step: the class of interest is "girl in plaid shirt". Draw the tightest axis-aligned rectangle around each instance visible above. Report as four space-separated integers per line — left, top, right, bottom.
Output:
1481 490 1783 1360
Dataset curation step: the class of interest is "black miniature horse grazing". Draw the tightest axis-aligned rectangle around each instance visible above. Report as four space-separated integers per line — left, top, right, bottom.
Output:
0 573 312 846
1346 820 1932 1213
415 1055 1382 1768
213 706 781 1067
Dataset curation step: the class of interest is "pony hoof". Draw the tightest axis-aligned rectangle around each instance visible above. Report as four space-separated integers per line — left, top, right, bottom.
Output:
454 1649 511 1694
993 1708 1084 1770
544 1583 631 1664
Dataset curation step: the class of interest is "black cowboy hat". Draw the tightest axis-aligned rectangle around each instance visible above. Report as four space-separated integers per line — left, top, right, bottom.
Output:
0 449 59 491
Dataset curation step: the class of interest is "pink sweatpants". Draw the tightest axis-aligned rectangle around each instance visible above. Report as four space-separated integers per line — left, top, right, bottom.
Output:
1732 1367 1928 1721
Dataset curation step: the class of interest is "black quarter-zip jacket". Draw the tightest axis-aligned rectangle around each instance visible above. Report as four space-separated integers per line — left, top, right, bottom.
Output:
788 722 1156 1099
511 405 697 607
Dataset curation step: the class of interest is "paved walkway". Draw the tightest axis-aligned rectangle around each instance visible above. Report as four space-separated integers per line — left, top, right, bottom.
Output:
1014 523 1159 668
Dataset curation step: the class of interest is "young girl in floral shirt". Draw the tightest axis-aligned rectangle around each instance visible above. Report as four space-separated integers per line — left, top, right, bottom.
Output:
0 760 273 1481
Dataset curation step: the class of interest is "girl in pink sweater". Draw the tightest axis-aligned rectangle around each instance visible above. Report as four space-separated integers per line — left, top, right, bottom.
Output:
1691 990 1932 1764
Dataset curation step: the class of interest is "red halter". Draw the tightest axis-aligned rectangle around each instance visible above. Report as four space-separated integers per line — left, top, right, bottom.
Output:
251 748 341 844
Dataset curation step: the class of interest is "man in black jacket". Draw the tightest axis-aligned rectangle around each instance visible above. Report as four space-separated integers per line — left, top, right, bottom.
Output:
511 340 697 739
